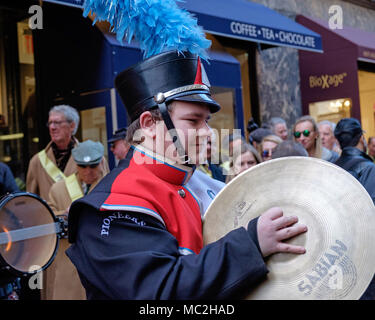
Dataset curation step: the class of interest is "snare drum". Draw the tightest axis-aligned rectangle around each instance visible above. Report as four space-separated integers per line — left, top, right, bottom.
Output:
0 192 65 283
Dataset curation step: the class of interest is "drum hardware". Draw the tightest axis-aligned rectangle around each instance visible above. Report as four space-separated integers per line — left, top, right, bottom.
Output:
0 192 66 282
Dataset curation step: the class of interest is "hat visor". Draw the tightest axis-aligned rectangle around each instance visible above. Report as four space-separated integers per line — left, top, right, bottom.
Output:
167 91 221 113
108 137 122 143
75 159 102 166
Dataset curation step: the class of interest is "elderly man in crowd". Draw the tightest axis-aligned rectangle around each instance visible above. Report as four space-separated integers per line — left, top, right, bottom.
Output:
318 120 341 156
268 117 288 141
24 105 81 300
26 105 81 201
46 140 108 300
26 105 109 299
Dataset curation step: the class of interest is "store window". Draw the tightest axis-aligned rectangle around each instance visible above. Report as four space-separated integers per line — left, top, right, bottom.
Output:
0 14 38 189
209 87 236 133
79 106 108 157
358 70 375 138
207 34 253 132
309 98 352 124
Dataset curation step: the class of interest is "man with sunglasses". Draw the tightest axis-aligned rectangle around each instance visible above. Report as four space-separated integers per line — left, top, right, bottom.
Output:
47 140 109 300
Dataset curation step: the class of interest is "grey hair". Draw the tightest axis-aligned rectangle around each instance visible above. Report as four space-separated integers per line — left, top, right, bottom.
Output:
318 120 336 133
49 105 80 135
268 117 287 134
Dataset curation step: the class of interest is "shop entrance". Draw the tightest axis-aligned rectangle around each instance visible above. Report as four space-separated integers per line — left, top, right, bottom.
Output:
0 5 38 189
309 98 352 124
358 69 375 138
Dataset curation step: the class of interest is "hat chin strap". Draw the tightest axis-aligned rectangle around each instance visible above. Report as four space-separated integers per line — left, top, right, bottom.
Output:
156 100 195 168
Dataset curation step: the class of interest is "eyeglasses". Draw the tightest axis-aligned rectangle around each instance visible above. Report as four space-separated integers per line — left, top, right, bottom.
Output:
294 129 311 138
46 120 69 127
78 163 99 169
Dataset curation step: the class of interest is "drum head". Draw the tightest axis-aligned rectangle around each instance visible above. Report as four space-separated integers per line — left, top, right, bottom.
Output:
0 192 59 277
203 157 375 300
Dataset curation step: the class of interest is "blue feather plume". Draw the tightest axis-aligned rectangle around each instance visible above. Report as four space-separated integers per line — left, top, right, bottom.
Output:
83 0 211 60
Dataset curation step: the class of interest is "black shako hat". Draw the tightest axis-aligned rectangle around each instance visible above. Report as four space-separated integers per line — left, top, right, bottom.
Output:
114 51 220 122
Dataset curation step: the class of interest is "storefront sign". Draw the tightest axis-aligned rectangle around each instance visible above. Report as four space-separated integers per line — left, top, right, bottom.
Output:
309 72 347 89
226 20 320 51
360 50 375 62
43 0 323 52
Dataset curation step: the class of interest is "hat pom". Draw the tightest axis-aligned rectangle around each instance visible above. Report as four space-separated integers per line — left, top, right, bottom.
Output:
83 0 211 60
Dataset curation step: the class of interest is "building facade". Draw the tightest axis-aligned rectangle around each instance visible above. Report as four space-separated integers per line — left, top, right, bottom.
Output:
251 0 375 132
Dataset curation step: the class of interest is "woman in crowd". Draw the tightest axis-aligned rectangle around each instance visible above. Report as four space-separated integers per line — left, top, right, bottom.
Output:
293 115 338 163
226 142 262 183
260 135 283 162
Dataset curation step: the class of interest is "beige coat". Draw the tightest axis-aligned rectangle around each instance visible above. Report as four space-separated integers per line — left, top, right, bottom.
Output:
26 140 79 202
48 172 104 216
45 171 107 300
26 139 109 202
27 139 109 300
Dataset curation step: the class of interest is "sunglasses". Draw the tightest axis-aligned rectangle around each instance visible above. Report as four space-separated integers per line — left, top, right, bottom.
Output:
262 150 270 158
294 129 311 138
78 163 99 169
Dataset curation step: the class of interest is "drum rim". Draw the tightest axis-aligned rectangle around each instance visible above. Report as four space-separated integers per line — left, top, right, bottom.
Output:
0 191 60 278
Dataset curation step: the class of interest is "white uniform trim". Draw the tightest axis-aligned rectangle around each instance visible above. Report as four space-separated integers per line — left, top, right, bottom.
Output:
101 204 166 227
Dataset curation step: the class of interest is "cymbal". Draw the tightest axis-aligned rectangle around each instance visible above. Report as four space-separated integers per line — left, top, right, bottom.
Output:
203 157 375 300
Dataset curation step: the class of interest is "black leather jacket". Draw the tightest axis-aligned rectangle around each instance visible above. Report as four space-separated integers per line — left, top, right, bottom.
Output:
335 147 375 300
335 147 375 205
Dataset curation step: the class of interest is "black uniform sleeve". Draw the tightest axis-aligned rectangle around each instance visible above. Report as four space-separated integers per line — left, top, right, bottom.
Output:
66 206 268 300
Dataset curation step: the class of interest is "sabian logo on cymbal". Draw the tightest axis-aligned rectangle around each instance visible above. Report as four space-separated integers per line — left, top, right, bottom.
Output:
233 200 256 228
297 239 357 298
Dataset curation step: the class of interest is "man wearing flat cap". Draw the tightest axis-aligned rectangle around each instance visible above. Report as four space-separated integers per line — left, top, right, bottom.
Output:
108 127 130 164
66 51 307 300
46 140 109 300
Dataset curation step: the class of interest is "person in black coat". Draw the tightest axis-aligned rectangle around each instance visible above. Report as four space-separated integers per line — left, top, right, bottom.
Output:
0 162 19 195
334 117 375 300
334 118 375 204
